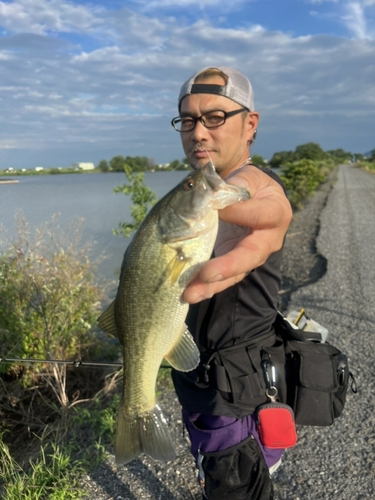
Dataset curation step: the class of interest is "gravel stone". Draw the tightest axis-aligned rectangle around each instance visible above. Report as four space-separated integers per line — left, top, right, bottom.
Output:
82 165 375 499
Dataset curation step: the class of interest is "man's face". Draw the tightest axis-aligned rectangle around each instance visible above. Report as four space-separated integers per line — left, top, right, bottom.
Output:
179 76 258 179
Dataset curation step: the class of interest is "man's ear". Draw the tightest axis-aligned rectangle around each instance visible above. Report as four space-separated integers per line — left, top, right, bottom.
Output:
246 111 259 143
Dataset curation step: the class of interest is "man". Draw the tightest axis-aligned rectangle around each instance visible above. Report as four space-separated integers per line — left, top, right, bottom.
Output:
170 66 293 500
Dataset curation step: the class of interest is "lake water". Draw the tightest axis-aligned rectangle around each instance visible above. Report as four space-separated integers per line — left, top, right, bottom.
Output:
0 171 187 284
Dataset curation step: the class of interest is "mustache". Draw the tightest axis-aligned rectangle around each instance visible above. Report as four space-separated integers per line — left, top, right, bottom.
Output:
187 144 215 171
187 143 208 157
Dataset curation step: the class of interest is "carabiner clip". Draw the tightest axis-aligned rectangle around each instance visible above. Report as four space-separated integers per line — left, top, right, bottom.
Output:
262 358 278 402
261 359 276 389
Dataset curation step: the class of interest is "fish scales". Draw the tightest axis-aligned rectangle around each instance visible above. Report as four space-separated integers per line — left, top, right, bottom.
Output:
97 162 250 465
117 200 209 415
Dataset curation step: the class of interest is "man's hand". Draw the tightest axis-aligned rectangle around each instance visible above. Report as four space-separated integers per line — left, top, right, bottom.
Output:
182 165 293 304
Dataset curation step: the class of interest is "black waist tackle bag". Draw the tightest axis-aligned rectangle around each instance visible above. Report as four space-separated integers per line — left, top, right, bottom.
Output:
275 312 357 426
201 331 287 416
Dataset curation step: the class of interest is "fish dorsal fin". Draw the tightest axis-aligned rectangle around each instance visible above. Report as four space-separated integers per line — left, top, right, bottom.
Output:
97 300 119 338
164 325 200 372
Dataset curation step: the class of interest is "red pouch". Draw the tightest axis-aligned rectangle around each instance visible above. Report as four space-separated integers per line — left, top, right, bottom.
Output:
257 402 297 449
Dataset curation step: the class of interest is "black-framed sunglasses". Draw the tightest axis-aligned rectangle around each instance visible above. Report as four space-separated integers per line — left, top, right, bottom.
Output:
171 108 248 132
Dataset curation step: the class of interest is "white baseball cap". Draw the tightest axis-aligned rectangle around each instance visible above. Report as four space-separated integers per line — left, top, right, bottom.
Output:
178 66 254 112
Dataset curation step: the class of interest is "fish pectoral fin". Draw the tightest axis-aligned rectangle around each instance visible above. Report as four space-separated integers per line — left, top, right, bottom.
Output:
97 300 119 338
154 248 191 292
168 249 191 285
164 325 200 372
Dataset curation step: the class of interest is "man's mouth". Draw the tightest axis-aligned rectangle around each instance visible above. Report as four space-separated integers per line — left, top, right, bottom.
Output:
193 149 209 158
188 143 212 158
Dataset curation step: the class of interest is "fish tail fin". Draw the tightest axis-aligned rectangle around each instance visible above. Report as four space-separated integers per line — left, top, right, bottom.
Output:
115 403 176 465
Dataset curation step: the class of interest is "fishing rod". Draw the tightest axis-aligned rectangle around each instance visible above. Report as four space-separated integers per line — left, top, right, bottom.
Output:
0 356 172 369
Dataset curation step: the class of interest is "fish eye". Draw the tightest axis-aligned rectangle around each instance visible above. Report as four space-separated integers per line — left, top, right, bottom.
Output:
183 178 196 191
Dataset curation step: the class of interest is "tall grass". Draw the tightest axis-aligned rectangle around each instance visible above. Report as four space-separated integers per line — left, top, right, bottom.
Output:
0 436 87 499
0 214 120 498
0 375 121 498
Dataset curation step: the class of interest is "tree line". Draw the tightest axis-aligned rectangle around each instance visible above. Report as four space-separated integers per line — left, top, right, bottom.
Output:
96 143 375 173
258 142 374 169
97 155 188 172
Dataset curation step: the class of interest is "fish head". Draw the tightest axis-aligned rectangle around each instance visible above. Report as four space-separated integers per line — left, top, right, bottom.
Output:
158 162 250 243
199 161 251 210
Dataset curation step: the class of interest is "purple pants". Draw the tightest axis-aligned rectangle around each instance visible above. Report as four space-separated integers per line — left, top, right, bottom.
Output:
182 409 283 469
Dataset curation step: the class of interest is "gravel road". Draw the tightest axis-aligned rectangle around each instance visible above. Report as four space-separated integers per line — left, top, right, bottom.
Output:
275 165 375 500
83 165 375 500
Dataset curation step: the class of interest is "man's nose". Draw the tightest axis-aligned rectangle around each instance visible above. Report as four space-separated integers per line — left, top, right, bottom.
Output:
191 119 209 141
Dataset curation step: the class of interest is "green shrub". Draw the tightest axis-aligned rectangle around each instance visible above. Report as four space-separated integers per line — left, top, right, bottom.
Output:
113 164 157 237
0 215 123 497
0 214 107 402
251 154 267 168
356 160 375 172
280 159 327 208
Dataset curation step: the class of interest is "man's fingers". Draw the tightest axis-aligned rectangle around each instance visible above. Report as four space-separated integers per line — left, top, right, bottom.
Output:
183 273 246 304
198 236 272 283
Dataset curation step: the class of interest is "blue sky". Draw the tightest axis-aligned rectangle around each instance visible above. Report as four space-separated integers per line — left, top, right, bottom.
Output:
0 0 374 169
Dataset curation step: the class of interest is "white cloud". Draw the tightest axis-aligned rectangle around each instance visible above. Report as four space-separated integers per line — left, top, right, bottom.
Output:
343 1 375 39
130 0 246 9
0 50 12 59
0 138 18 149
0 0 104 35
0 0 172 50
308 0 375 40
0 2 374 166
307 0 338 4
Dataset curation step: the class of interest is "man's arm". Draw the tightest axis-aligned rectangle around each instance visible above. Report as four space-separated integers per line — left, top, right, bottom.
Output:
183 165 293 304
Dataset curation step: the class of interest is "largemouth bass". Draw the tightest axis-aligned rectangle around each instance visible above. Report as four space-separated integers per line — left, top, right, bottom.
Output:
97 162 249 465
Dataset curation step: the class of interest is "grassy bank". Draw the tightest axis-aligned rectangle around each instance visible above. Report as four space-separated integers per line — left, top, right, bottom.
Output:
355 160 375 174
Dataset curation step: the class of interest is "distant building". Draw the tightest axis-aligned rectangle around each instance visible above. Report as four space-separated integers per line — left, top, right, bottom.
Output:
35 167 44 172
73 162 95 171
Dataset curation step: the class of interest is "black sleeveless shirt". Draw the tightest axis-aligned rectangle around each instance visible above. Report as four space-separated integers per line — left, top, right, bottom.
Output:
172 167 285 417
